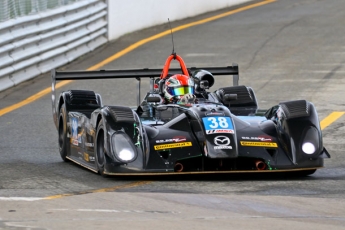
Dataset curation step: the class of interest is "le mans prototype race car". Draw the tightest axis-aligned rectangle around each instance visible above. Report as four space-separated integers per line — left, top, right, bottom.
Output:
51 53 330 176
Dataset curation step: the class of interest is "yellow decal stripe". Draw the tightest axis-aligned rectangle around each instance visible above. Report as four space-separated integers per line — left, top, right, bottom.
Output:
240 141 278 147
154 142 192 150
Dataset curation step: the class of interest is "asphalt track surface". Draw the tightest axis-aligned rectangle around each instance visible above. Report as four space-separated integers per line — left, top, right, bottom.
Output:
0 0 345 229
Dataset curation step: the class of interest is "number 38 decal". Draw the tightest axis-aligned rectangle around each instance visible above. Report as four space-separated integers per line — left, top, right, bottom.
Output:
202 117 234 134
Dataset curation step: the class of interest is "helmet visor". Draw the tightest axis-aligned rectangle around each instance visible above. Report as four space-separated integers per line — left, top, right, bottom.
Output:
170 86 194 96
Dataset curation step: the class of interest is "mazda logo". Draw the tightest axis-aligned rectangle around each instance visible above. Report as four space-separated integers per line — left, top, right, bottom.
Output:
214 136 230 146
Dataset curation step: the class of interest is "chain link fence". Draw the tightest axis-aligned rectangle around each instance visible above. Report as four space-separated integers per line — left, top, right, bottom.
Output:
0 0 82 22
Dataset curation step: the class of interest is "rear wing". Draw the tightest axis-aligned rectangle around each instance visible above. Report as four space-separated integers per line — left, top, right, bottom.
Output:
52 65 238 81
51 65 239 128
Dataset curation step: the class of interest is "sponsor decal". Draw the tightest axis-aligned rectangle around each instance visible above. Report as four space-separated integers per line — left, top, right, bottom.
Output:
156 136 187 143
241 135 272 142
154 142 192 150
206 129 234 134
213 136 232 150
240 141 278 148
205 112 225 116
202 117 234 135
85 142 94 147
89 156 95 161
214 136 231 145
71 117 78 146
83 152 89 162
214 145 232 150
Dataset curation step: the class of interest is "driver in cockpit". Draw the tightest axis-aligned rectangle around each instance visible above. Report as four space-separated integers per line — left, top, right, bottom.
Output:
161 69 215 105
162 74 196 104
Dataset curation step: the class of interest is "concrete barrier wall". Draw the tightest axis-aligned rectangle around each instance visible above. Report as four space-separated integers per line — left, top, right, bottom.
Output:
107 0 251 40
0 0 251 92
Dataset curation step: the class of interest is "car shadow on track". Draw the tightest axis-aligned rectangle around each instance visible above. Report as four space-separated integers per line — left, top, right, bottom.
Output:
104 172 321 182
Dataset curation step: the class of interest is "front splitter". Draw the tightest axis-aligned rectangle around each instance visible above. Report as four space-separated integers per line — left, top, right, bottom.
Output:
104 167 322 176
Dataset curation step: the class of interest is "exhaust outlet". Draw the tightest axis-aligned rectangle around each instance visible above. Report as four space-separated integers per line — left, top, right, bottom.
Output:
174 163 184 172
255 160 267 170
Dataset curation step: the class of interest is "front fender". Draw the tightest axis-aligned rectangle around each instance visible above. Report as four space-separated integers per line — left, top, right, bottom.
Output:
95 106 147 169
276 100 326 162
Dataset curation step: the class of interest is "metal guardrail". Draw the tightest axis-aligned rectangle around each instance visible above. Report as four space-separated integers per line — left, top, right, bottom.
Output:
0 0 107 91
0 0 82 22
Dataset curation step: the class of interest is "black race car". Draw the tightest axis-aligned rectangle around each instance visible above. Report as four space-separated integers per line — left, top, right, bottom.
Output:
51 53 330 176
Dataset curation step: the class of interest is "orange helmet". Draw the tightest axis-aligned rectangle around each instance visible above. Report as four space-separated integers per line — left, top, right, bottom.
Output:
163 74 194 101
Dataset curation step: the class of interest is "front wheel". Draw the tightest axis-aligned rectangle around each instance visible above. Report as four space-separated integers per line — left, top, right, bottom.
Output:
95 119 107 177
58 104 69 162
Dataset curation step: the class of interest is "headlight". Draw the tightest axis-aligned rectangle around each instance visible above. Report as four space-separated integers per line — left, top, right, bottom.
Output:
111 132 137 162
302 142 316 154
118 149 136 161
301 126 319 155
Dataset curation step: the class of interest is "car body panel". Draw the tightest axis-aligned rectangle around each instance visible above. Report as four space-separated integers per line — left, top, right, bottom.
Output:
51 54 330 176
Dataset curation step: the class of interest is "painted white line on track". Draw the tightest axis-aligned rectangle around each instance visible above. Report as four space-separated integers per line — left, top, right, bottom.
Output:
0 197 45 201
78 209 120 213
49 209 181 214
306 70 345 73
185 53 219 57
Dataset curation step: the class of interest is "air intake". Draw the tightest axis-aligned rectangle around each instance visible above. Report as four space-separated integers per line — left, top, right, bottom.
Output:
69 90 97 104
219 86 254 105
107 106 134 122
279 100 309 119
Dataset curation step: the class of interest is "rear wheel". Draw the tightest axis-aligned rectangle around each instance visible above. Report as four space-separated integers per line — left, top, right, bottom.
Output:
95 119 107 177
58 104 69 162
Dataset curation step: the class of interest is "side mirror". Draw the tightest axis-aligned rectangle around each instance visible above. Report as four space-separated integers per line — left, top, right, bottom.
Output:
192 70 214 94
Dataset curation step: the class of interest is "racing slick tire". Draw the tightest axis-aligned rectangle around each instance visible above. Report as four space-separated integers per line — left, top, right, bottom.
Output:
95 119 107 177
58 103 69 162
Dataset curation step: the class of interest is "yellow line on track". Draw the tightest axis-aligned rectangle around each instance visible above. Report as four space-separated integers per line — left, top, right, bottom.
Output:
0 0 275 117
320 112 345 130
44 181 152 200
89 0 276 70
0 80 72 117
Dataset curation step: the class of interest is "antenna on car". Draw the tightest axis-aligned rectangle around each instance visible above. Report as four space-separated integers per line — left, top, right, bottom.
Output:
168 18 176 59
